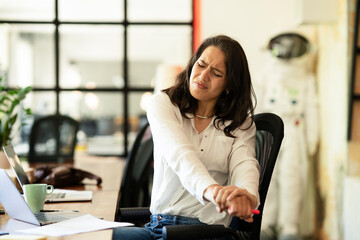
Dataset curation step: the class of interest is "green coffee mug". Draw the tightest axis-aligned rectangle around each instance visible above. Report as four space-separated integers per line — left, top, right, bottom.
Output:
23 183 54 213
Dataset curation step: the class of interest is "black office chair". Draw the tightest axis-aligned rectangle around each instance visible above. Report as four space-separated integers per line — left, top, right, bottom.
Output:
115 121 153 224
117 113 284 240
28 115 79 163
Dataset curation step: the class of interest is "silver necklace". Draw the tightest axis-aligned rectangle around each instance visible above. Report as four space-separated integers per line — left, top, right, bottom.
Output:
195 114 214 119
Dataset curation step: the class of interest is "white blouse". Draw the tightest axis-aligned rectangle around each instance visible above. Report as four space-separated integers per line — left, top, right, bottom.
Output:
146 92 260 227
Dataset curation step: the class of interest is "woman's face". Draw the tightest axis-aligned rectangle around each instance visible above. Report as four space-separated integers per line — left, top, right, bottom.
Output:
189 46 227 105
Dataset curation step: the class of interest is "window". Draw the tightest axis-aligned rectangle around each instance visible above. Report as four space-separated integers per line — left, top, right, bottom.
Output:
0 0 193 156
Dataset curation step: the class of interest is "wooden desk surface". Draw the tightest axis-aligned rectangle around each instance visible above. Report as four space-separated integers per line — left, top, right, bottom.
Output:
0 153 126 240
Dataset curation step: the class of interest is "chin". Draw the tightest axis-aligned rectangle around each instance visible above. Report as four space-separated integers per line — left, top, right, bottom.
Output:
189 89 203 100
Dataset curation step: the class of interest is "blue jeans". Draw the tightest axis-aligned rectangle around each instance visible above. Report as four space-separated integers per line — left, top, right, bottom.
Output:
112 214 233 240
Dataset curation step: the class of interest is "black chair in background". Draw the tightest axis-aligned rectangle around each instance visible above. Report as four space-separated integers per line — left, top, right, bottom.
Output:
117 113 284 240
116 121 153 224
28 115 79 163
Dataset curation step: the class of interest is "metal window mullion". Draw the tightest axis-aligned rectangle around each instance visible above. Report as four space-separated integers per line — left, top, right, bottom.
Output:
0 0 193 157
54 0 60 158
348 0 360 140
54 0 60 116
123 0 129 156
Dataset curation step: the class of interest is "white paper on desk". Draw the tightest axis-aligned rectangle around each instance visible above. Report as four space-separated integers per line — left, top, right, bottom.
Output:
0 218 38 234
16 214 133 237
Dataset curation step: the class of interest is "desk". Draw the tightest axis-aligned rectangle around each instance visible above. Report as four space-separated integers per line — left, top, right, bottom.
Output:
0 154 126 240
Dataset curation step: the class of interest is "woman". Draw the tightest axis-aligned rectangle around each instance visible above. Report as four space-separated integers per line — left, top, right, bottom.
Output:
113 35 259 240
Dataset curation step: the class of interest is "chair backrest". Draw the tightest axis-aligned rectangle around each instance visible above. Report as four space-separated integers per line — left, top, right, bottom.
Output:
117 121 154 209
28 115 79 163
229 113 284 240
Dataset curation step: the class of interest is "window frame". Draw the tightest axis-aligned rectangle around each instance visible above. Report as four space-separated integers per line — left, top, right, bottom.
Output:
0 0 194 156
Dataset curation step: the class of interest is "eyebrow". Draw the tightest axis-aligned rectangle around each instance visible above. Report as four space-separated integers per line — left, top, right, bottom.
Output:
199 59 225 75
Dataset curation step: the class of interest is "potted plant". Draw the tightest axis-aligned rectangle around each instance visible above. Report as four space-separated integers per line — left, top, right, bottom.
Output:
0 76 32 168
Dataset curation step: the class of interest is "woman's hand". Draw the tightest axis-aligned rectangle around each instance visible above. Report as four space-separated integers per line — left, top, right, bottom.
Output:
211 185 257 222
227 194 254 222
203 184 221 204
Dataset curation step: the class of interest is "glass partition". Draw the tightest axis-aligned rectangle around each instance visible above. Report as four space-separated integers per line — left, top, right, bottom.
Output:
0 0 54 21
128 0 192 22
59 0 124 22
0 24 55 88
59 25 123 89
128 26 191 88
0 1 192 157
60 91 124 155
13 92 56 155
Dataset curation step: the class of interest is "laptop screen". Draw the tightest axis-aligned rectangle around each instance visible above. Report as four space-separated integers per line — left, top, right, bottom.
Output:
2 145 31 188
0 169 39 225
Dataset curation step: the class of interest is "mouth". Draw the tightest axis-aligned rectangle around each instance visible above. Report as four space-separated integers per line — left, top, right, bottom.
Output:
194 80 207 89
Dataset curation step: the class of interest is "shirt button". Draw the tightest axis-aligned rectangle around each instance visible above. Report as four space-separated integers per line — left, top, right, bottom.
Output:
201 149 203 151
157 216 162 221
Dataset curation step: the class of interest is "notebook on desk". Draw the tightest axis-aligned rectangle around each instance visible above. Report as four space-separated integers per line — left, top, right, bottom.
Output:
0 169 84 226
2 145 92 203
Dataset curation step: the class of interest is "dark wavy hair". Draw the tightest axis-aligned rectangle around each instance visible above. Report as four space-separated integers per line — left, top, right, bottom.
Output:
163 35 256 137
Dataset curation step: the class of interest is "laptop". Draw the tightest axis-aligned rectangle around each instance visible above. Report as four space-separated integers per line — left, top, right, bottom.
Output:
0 169 84 225
2 145 92 203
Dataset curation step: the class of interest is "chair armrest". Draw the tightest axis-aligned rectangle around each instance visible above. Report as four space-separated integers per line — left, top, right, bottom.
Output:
116 207 151 223
162 224 241 240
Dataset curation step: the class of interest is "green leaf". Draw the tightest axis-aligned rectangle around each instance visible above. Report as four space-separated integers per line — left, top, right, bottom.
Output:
25 108 32 115
7 89 19 95
0 95 11 102
0 80 32 146
5 99 19 115
9 115 17 126
17 87 32 100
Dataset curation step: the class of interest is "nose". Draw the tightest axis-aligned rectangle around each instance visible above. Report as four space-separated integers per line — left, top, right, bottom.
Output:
199 67 211 81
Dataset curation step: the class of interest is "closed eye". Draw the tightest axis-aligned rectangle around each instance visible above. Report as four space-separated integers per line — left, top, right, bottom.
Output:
213 71 223 77
197 59 224 78
197 62 205 68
